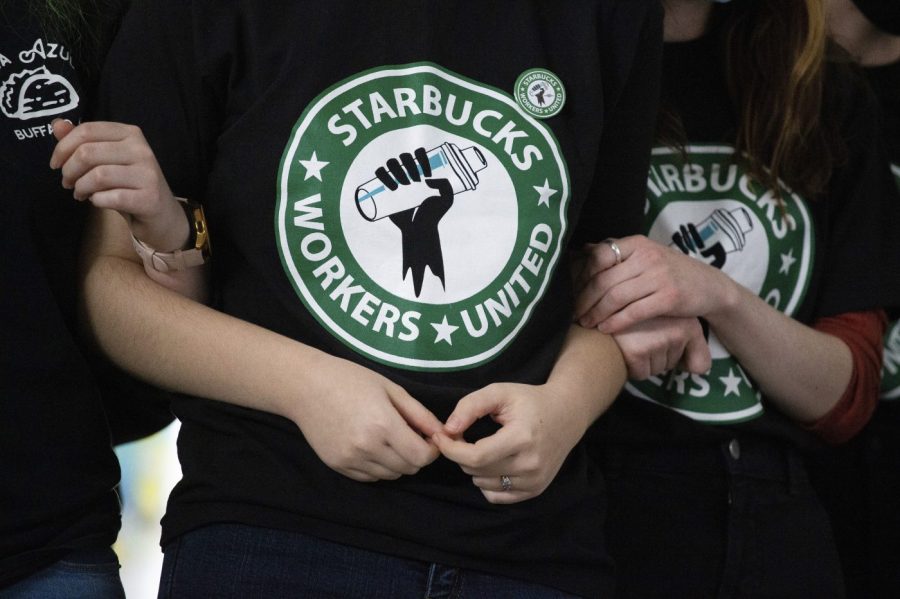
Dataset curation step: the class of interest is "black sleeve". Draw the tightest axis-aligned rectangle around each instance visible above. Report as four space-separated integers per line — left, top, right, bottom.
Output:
570 0 663 246
91 0 219 442
815 76 900 318
94 357 175 445
95 0 220 202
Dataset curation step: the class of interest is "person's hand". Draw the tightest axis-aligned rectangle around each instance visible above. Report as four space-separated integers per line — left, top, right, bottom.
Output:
292 356 442 482
611 316 711 379
49 120 189 252
433 382 586 504
574 235 737 334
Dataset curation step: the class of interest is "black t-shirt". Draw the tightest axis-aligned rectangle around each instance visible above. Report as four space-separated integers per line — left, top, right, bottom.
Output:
597 33 900 451
98 1 662 595
866 60 900 166
865 60 900 400
0 3 120 587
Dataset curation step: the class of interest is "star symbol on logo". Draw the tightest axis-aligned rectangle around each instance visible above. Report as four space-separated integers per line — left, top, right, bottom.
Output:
298 151 329 181
719 368 743 397
431 315 459 345
533 179 557 207
779 248 797 275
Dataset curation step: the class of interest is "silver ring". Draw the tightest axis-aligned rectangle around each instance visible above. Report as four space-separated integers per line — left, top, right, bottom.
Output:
500 474 512 492
603 238 623 265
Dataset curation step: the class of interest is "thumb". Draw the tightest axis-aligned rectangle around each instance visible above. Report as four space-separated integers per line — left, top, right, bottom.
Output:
681 331 712 374
51 118 75 141
444 384 506 437
390 389 444 438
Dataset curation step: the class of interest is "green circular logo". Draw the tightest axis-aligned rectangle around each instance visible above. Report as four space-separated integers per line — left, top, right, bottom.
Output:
883 313 900 401
275 63 570 371
514 68 566 119
628 145 815 424
883 167 900 400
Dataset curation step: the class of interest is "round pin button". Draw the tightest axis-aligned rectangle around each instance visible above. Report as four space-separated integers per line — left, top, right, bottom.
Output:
728 438 741 460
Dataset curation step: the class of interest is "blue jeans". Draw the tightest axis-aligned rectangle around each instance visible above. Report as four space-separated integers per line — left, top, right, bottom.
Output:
158 523 582 598
0 547 124 599
601 437 844 598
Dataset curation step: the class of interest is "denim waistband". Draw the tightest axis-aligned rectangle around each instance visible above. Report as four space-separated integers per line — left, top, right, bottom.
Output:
601 436 805 485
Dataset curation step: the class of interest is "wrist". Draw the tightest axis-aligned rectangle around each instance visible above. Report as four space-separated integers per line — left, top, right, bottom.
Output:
541 379 597 439
131 197 210 273
705 273 743 324
131 195 192 252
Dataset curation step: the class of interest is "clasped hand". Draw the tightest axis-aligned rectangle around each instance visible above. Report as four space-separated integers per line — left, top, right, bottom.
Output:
574 235 721 378
295 356 580 505
49 120 189 252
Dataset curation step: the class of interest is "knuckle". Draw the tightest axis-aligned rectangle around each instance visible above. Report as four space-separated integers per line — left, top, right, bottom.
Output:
410 450 432 469
520 454 541 475
347 431 375 456
326 450 352 470
588 276 605 298
135 143 155 163
401 463 420 476
633 364 650 380
73 142 94 164
71 123 91 142
606 286 625 306
91 165 112 188
467 453 487 469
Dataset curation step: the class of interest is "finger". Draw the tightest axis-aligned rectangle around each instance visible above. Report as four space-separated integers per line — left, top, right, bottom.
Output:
386 158 409 185
391 389 444 438
574 254 645 324
598 294 670 335
472 474 527 493
444 386 505 437
348 462 401 481
584 274 658 329
575 242 619 291
370 443 425 477
434 428 522 472
650 346 669 377
49 121 136 169
385 425 440 473
480 489 533 505
414 147 431 177
60 141 136 189
664 336 685 373
621 350 651 381
341 467 379 483
51 118 75 142
72 165 153 205
387 391 443 469
458 451 518 477
682 330 712 374
400 152 421 182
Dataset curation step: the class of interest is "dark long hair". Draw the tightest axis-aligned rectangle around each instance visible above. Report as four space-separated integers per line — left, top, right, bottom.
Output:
719 0 844 198
14 0 126 89
662 0 847 199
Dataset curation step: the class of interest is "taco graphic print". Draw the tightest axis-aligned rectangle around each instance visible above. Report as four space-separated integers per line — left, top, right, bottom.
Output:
628 145 815 424
276 63 570 371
